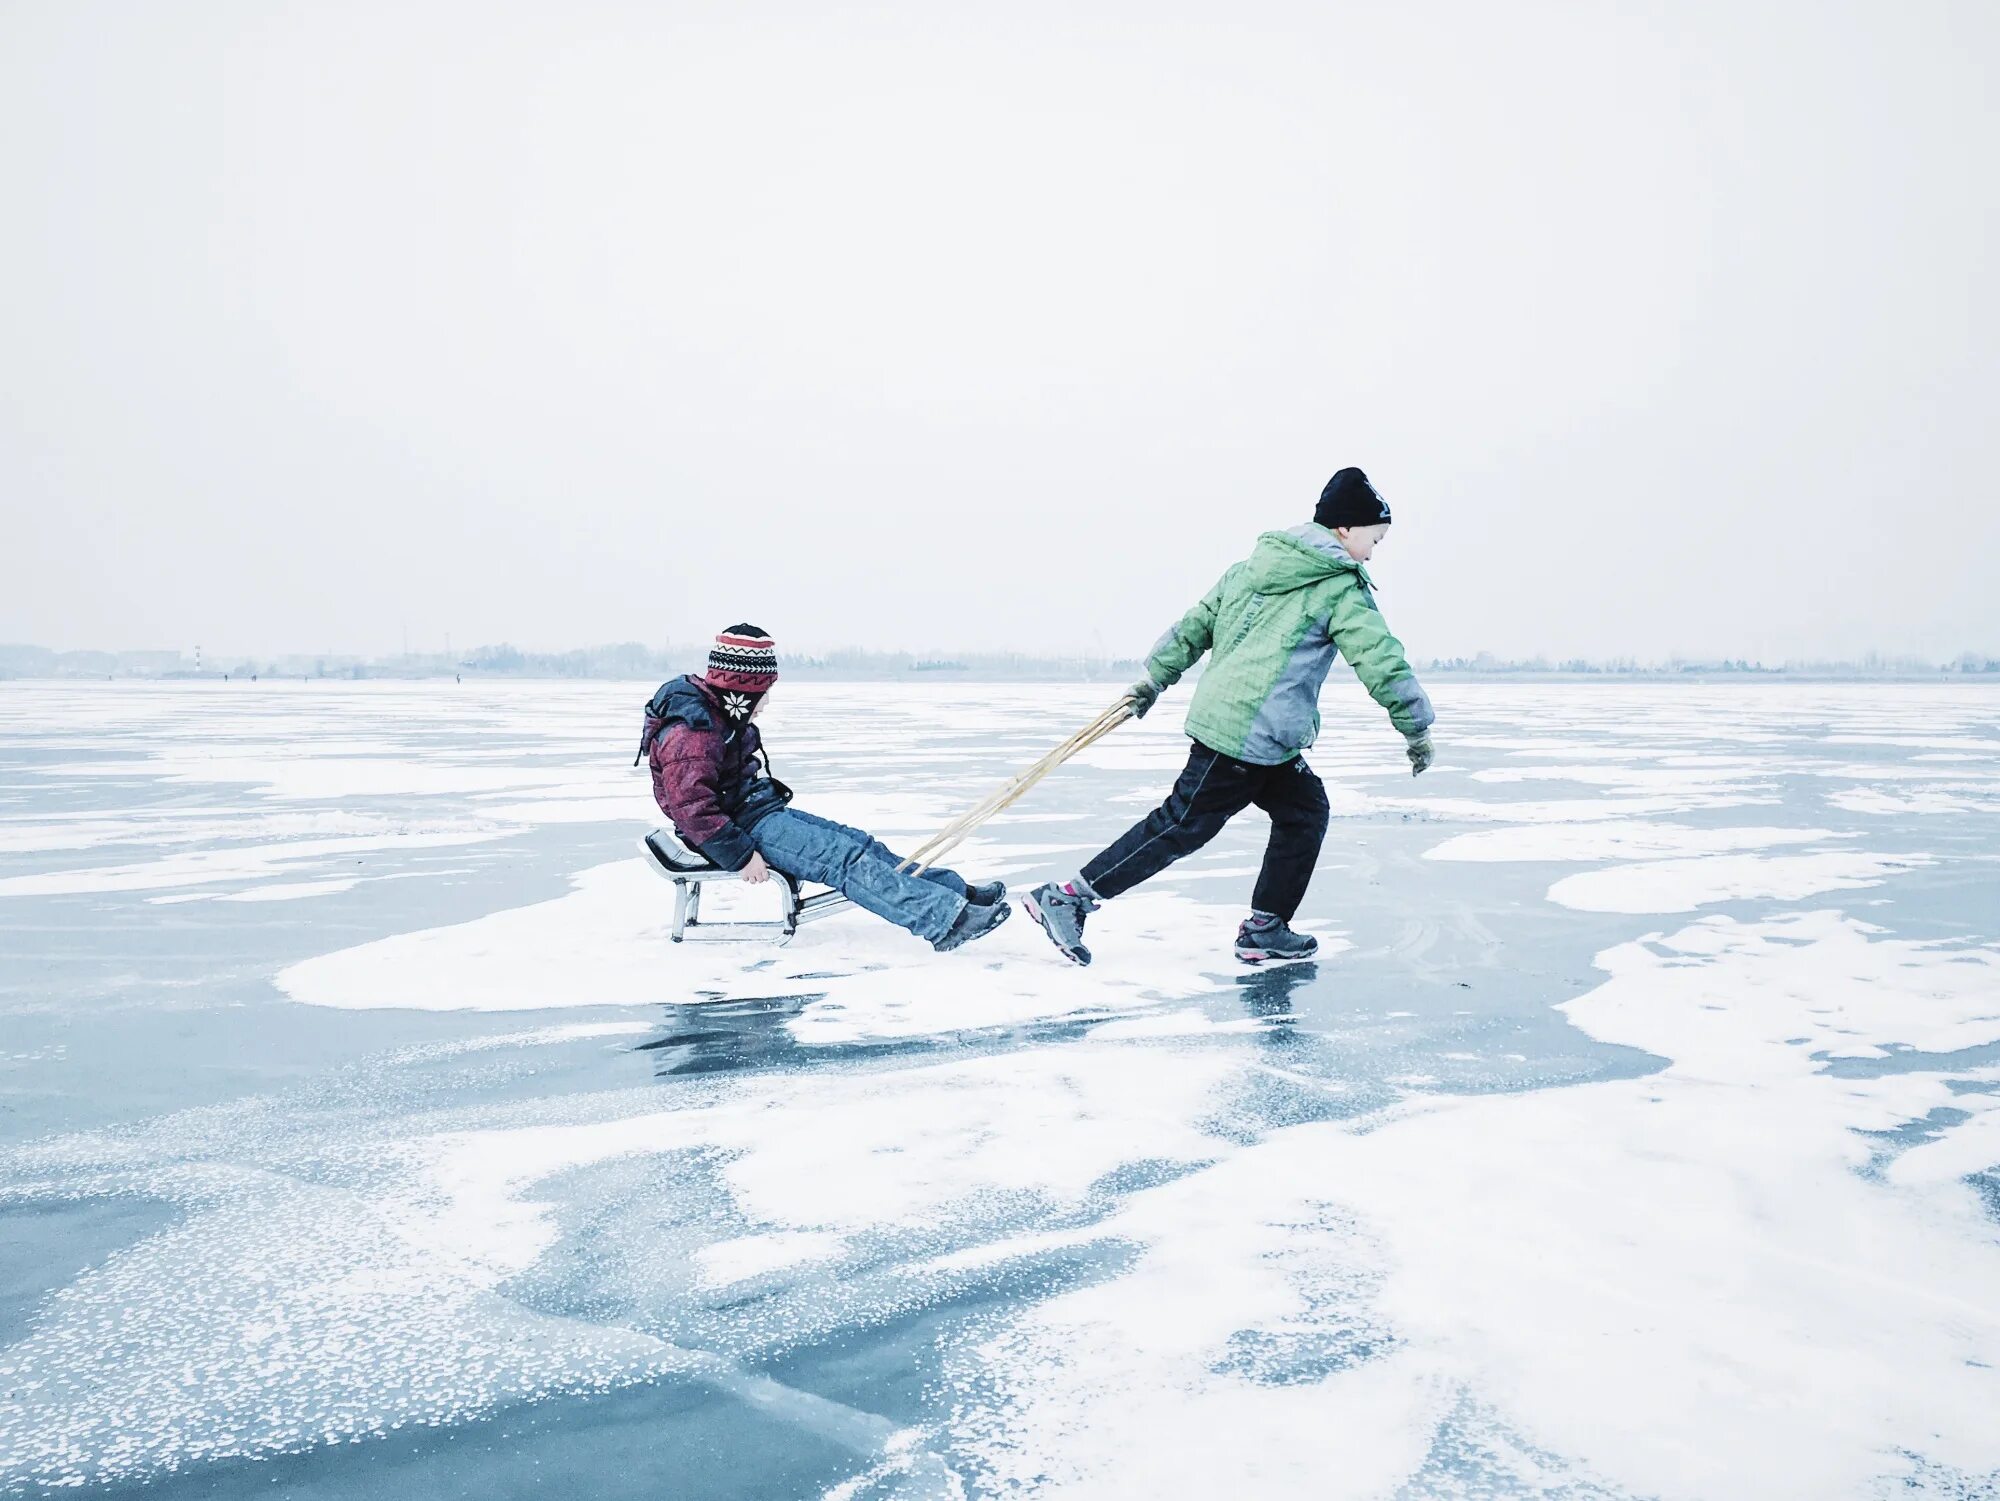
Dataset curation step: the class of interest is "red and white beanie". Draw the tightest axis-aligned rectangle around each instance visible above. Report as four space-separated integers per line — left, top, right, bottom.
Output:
706 623 779 696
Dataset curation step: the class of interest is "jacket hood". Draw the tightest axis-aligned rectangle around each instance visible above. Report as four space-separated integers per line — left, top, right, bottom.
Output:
1242 523 1368 594
636 674 722 764
655 674 720 731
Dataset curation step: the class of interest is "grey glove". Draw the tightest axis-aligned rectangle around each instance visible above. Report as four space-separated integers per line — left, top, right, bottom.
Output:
1405 731 1434 776
1126 678 1162 718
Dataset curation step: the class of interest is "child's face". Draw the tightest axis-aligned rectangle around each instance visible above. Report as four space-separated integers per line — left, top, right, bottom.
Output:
750 688 772 721
1336 523 1389 561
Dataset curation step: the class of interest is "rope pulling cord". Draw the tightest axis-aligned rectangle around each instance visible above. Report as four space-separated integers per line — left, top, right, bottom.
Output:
655 694 1137 932
895 695 1136 878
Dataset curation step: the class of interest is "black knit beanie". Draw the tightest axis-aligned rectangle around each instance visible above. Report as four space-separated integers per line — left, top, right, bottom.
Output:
1314 468 1392 530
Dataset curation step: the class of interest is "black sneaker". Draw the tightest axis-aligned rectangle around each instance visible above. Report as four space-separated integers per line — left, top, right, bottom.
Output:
964 879 1008 907
1234 914 1318 965
935 898 1012 953
1024 881 1097 966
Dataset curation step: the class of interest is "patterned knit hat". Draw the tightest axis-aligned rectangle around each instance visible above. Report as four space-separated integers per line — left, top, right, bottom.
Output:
706 623 779 698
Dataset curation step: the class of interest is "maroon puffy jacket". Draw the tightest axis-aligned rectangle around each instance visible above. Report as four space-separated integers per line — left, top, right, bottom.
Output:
642 675 792 871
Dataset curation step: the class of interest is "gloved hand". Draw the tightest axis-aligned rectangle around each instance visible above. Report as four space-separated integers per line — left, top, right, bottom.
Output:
1125 678 1162 719
1405 731 1434 776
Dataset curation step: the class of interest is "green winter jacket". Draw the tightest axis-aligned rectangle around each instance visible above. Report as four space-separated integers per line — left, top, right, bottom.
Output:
1143 523 1433 765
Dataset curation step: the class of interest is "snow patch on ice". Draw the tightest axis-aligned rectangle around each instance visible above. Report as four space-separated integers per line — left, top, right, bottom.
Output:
1828 784 2000 816
382 1022 653 1064
0 829 497 897
1469 762 1775 793
946 912 2000 1500
695 1231 848 1288
278 859 1264 1045
216 878 362 902
1423 820 1836 864
1547 850 1931 913
1370 793 1773 823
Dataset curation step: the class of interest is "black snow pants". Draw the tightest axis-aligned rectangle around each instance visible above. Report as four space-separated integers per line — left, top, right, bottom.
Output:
1080 740 1330 921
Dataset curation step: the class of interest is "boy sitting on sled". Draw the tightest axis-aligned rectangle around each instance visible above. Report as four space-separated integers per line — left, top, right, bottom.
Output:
1024 468 1435 967
639 625 1012 951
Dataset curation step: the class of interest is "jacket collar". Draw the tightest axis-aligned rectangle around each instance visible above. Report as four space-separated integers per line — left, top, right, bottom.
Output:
1289 522 1377 590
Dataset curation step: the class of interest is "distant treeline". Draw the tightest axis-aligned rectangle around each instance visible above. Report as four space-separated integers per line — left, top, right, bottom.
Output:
4 641 1997 682
1427 652 2000 678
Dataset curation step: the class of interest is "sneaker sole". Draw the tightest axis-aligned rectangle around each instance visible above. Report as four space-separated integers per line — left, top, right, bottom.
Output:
1235 948 1319 966
1022 893 1091 967
937 903 1012 953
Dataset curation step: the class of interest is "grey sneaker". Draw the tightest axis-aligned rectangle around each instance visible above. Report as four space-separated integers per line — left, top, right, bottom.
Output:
935 897 1012 953
964 879 1008 907
1234 913 1318 965
1024 881 1097 966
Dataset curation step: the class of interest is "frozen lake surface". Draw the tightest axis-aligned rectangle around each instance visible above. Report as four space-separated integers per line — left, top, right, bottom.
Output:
2 677 1998 1499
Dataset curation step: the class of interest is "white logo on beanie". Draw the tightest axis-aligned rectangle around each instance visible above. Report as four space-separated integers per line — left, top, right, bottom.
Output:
1360 474 1388 520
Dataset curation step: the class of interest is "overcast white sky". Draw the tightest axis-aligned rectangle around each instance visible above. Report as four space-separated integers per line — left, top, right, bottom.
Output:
2 0 1994 663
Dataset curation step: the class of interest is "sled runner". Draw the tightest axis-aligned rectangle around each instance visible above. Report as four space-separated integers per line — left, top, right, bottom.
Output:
641 826 850 943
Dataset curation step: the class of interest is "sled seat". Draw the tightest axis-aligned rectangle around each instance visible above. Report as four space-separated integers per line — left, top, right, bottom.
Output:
640 828 849 943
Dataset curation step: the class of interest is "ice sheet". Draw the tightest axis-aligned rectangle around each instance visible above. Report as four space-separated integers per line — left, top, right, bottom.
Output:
6 677 1999 1498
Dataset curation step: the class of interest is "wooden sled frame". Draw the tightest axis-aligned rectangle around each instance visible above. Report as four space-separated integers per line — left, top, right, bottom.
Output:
640 828 850 944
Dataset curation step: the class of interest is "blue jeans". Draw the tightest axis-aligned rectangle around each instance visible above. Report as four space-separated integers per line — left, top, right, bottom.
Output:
750 808 968 943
